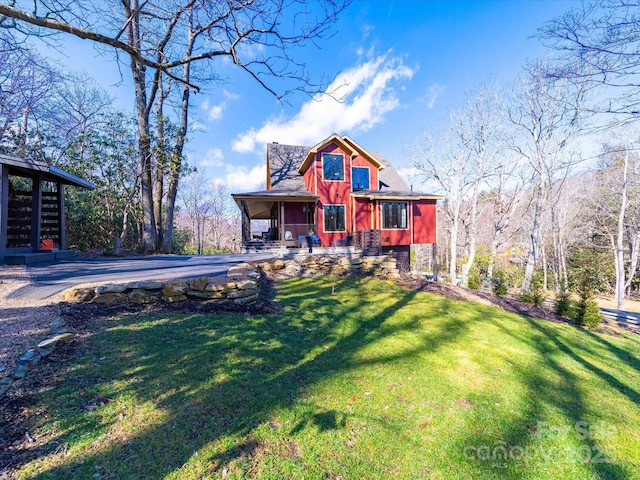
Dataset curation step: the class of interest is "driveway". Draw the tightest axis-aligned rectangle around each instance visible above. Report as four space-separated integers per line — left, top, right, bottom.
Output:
6 253 277 300
601 308 640 331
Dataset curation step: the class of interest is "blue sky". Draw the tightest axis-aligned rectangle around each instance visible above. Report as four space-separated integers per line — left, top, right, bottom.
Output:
36 0 579 192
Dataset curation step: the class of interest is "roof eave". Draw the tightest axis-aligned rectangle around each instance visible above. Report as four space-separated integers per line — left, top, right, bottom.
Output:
1 154 95 189
298 133 356 174
341 135 384 170
352 192 443 201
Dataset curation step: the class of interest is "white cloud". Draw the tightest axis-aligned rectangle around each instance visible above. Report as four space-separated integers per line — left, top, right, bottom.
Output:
423 83 445 109
199 148 224 168
232 54 415 154
223 164 266 191
208 103 225 121
201 91 239 122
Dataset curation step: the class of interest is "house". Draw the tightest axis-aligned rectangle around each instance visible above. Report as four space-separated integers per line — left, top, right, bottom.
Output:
231 134 441 269
1 154 94 264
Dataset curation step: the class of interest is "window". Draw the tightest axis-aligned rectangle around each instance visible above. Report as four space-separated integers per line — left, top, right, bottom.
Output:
352 167 370 191
324 205 346 232
322 153 344 181
382 202 408 229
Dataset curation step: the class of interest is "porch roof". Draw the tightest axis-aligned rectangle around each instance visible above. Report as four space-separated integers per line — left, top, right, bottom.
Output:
1 154 94 189
352 190 443 201
232 190 317 219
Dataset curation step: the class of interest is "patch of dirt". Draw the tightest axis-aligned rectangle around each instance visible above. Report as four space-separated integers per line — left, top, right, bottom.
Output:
0 267 60 378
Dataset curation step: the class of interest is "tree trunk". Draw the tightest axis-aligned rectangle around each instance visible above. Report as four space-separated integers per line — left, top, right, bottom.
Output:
522 185 543 292
128 1 156 252
161 16 194 254
153 82 166 251
615 152 629 310
449 218 459 285
461 187 479 287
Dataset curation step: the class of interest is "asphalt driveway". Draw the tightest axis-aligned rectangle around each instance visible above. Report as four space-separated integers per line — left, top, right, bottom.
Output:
6 253 277 300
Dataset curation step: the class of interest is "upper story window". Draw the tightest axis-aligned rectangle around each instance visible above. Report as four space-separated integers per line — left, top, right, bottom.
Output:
352 167 370 191
382 202 408 229
322 153 345 181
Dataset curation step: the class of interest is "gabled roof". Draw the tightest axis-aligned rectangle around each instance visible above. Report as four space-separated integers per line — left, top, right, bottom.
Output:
374 151 410 191
342 136 384 170
297 133 383 175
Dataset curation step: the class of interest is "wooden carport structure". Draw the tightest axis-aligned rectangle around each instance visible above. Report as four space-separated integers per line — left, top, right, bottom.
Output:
0 154 94 264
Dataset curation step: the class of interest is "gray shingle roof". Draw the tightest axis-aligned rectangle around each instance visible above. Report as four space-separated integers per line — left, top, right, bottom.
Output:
267 143 309 191
371 151 410 191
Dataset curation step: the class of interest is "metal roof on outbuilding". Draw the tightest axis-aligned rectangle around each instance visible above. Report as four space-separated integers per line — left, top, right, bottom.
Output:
0 154 95 190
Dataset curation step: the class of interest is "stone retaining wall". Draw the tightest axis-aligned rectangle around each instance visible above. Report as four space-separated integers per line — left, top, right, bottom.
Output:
61 254 400 307
0 254 401 400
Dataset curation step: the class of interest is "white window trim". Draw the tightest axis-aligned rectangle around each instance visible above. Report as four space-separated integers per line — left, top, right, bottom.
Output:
382 201 409 230
351 166 370 191
323 203 347 232
321 153 346 182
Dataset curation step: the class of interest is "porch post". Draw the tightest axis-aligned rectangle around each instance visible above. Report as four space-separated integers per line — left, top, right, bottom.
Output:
240 200 250 243
57 183 67 249
279 201 284 241
432 243 439 283
0 164 7 261
30 176 42 251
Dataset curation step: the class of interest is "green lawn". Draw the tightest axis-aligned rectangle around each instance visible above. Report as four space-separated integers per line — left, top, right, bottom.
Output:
11 276 640 479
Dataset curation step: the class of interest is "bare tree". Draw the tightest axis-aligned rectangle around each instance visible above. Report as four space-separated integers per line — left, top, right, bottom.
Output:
0 42 60 152
538 0 640 121
0 0 349 252
454 84 506 286
413 84 504 286
508 60 588 293
591 128 640 309
479 162 526 277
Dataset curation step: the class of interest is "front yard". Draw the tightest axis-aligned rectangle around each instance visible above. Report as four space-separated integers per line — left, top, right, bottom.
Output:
2 276 639 479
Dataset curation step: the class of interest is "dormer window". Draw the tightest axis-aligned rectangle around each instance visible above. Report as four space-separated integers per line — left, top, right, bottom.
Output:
352 166 370 191
322 153 344 181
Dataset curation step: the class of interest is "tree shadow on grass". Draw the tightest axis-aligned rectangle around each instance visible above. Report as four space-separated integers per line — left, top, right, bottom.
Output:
456 315 634 479
581 327 640 374
11 276 474 479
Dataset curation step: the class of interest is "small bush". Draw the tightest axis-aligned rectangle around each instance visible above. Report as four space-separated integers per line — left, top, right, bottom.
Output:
555 288 572 317
103 246 116 256
467 266 482 290
492 269 509 296
520 271 545 307
574 292 602 328
171 228 192 254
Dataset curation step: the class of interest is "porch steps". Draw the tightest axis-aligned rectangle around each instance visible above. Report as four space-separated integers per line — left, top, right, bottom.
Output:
4 249 78 265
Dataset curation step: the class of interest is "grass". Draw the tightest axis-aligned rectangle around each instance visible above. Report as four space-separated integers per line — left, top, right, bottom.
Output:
9 276 640 479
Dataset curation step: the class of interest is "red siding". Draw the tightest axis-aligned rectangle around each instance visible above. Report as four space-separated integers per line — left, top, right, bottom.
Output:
301 140 438 249
283 202 307 224
412 200 437 244
354 199 372 231
313 143 353 246
380 228 412 247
